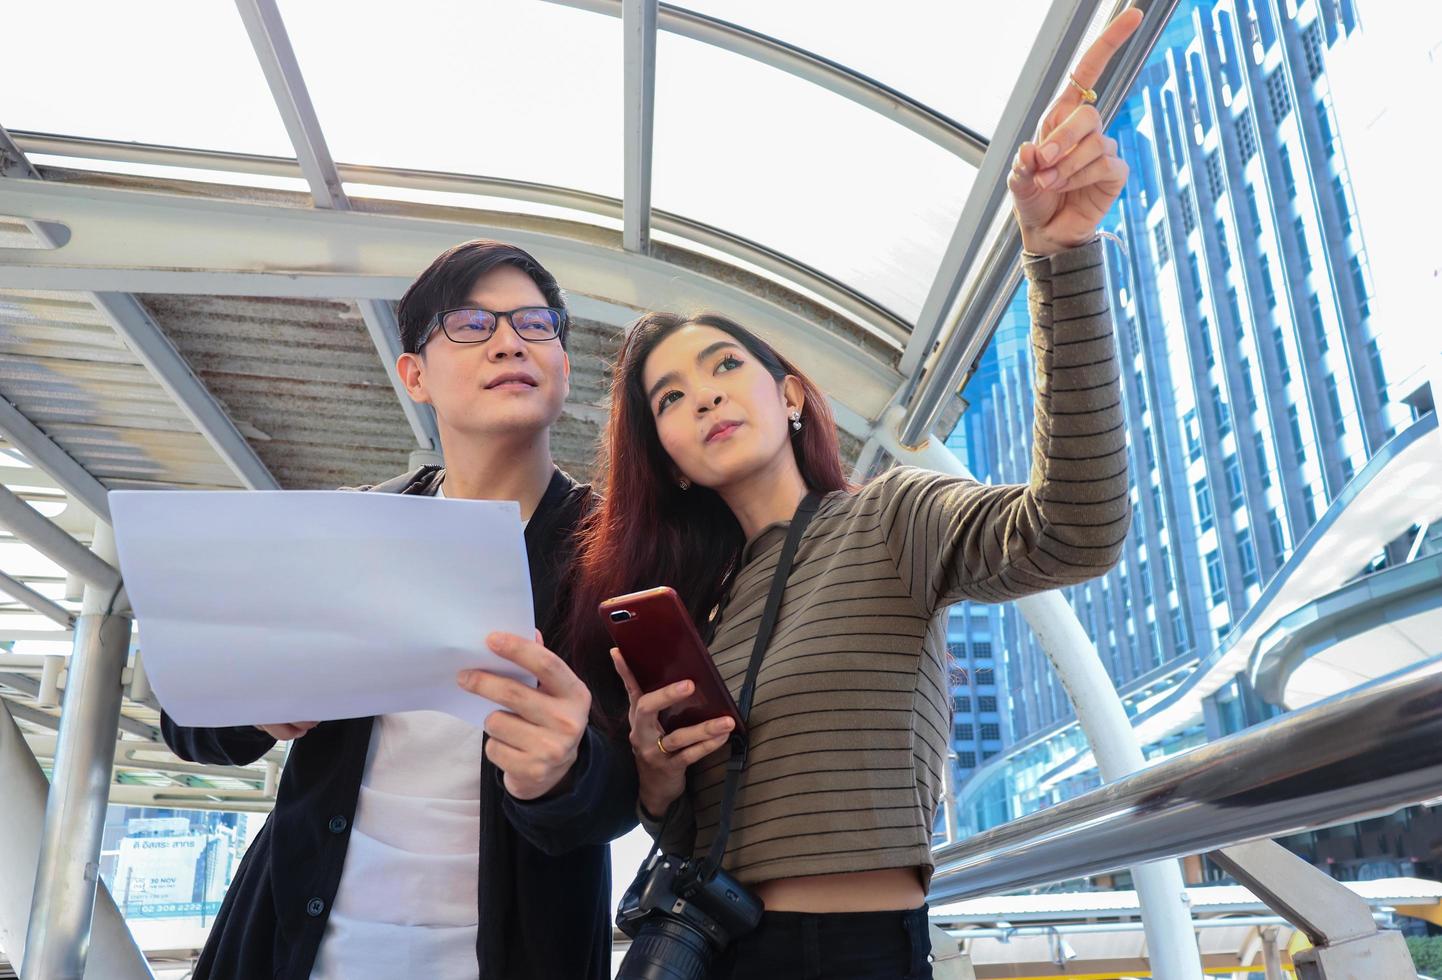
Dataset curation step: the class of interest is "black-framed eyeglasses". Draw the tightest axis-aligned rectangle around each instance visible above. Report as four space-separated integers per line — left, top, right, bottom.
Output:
418 306 567 349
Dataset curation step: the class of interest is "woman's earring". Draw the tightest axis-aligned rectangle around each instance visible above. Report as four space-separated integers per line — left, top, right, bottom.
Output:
678 477 691 491
789 410 803 432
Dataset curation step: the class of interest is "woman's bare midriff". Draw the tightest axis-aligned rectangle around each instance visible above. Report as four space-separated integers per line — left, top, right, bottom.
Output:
753 867 925 913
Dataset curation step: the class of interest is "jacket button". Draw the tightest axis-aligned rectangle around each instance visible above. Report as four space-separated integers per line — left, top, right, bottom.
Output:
306 898 326 917
328 815 348 834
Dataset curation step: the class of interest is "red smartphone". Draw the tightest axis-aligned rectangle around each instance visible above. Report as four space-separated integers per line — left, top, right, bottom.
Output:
599 586 746 737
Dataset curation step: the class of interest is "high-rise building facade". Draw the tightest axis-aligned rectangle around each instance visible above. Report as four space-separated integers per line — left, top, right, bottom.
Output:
947 0 1429 821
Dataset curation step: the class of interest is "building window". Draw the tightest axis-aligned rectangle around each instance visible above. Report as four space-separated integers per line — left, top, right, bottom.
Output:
946 641 967 659
1348 255 1371 317
954 723 975 741
1184 409 1202 462
1213 385 1232 437
1303 19 1326 80
1241 359 1258 413
1288 404 1307 465
1180 190 1197 235
983 750 998 761
1340 456 1355 482
1225 454 1244 508
1188 253 1203 302
1171 607 1190 652
975 667 995 686
1304 494 1318 527
1260 255 1278 309
972 641 993 659
1206 152 1226 201
1194 478 1214 532
1237 528 1259 586
1236 107 1258 162
1279 146 1298 199
1315 100 1335 154
1368 340 1388 397
1200 318 1216 368
1310 294 1328 350
1273 328 1292 385
1153 222 1171 266
1215 219 1232 269
979 695 998 713
1139 559 1154 604
1206 550 1226 603
1227 287 1245 337
953 694 972 712
1267 69 1292 124
1268 510 1287 558
980 723 1001 741
1332 176 1353 235
1255 442 1272 489
1325 375 1347 437
958 751 977 769
1246 184 1263 236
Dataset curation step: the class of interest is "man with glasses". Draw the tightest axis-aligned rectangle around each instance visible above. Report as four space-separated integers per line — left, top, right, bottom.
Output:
161 240 637 980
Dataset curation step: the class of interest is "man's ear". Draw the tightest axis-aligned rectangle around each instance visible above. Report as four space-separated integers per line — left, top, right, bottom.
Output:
397 352 432 405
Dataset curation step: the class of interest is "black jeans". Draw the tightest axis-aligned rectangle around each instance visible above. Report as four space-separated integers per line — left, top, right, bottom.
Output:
711 905 933 980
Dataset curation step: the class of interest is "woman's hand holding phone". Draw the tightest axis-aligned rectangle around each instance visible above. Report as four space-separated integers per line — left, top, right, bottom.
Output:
611 648 735 820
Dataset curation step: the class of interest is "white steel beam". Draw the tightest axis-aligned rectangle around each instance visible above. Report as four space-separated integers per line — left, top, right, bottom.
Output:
10 131 910 348
234 0 440 453
545 0 988 165
0 178 900 427
0 395 112 521
232 0 348 210
622 0 658 253
897 0 1096 382
2 124 279 492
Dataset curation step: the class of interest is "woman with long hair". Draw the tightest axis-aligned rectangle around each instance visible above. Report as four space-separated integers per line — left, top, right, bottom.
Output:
569 12 1143 978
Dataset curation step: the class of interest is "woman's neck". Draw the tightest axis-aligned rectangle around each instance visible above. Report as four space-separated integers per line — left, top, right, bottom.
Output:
717 452 810 540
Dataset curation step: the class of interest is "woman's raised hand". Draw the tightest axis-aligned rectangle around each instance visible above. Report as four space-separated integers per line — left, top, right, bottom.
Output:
611 648 735 820
1009 8 1143 256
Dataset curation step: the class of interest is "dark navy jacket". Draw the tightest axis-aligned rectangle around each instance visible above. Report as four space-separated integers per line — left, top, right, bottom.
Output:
161 466 638 979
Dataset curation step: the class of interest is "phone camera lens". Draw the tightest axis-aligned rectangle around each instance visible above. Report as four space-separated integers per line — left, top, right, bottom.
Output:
610 610 633 623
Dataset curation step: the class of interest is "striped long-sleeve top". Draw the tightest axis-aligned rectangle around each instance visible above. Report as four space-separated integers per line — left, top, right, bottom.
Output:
642 237 1129 888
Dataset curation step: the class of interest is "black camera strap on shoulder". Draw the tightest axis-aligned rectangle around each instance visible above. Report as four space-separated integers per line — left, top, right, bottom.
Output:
686 490 822 889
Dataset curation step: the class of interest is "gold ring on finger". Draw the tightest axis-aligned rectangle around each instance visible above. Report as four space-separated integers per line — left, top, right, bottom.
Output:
1069 74 1098 105
656 734 672 756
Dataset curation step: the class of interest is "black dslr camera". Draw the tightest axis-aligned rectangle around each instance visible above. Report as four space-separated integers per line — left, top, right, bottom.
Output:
614 848 764 980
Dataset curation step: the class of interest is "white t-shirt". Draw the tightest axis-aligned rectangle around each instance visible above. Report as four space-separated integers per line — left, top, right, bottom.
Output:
311 481 524 979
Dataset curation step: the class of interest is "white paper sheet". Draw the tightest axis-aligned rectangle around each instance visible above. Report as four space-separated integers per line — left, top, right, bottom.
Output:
110 490 537 729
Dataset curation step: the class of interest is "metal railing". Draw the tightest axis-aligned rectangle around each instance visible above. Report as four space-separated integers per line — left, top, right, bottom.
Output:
927 659 1442 975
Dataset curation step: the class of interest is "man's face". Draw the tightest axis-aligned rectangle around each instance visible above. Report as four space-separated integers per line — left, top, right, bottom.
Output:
399 265 571 440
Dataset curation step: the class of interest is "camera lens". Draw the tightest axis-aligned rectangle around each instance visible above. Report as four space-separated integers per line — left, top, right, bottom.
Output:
615 917 714 980
610 610 633 623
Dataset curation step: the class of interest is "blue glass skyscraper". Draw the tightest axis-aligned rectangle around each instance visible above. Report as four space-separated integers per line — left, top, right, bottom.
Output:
945 0 1429 829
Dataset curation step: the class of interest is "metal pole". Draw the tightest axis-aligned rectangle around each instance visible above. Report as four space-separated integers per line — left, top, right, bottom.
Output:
1259 927 1285 980
872 406 1205 980
0 700 152 979
22 521 135 980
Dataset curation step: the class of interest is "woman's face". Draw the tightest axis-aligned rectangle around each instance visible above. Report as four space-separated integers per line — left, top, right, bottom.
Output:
640 323 801 491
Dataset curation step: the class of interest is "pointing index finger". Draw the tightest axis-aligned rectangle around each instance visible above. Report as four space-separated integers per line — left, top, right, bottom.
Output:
1071 7 1144 93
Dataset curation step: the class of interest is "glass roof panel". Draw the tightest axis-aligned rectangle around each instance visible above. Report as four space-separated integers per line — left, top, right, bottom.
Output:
0 1 293 156
652 31 975 322
674 0 1053 139
277 0 624 197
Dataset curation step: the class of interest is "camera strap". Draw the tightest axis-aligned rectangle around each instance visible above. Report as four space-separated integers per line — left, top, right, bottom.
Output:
690 489 822 886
